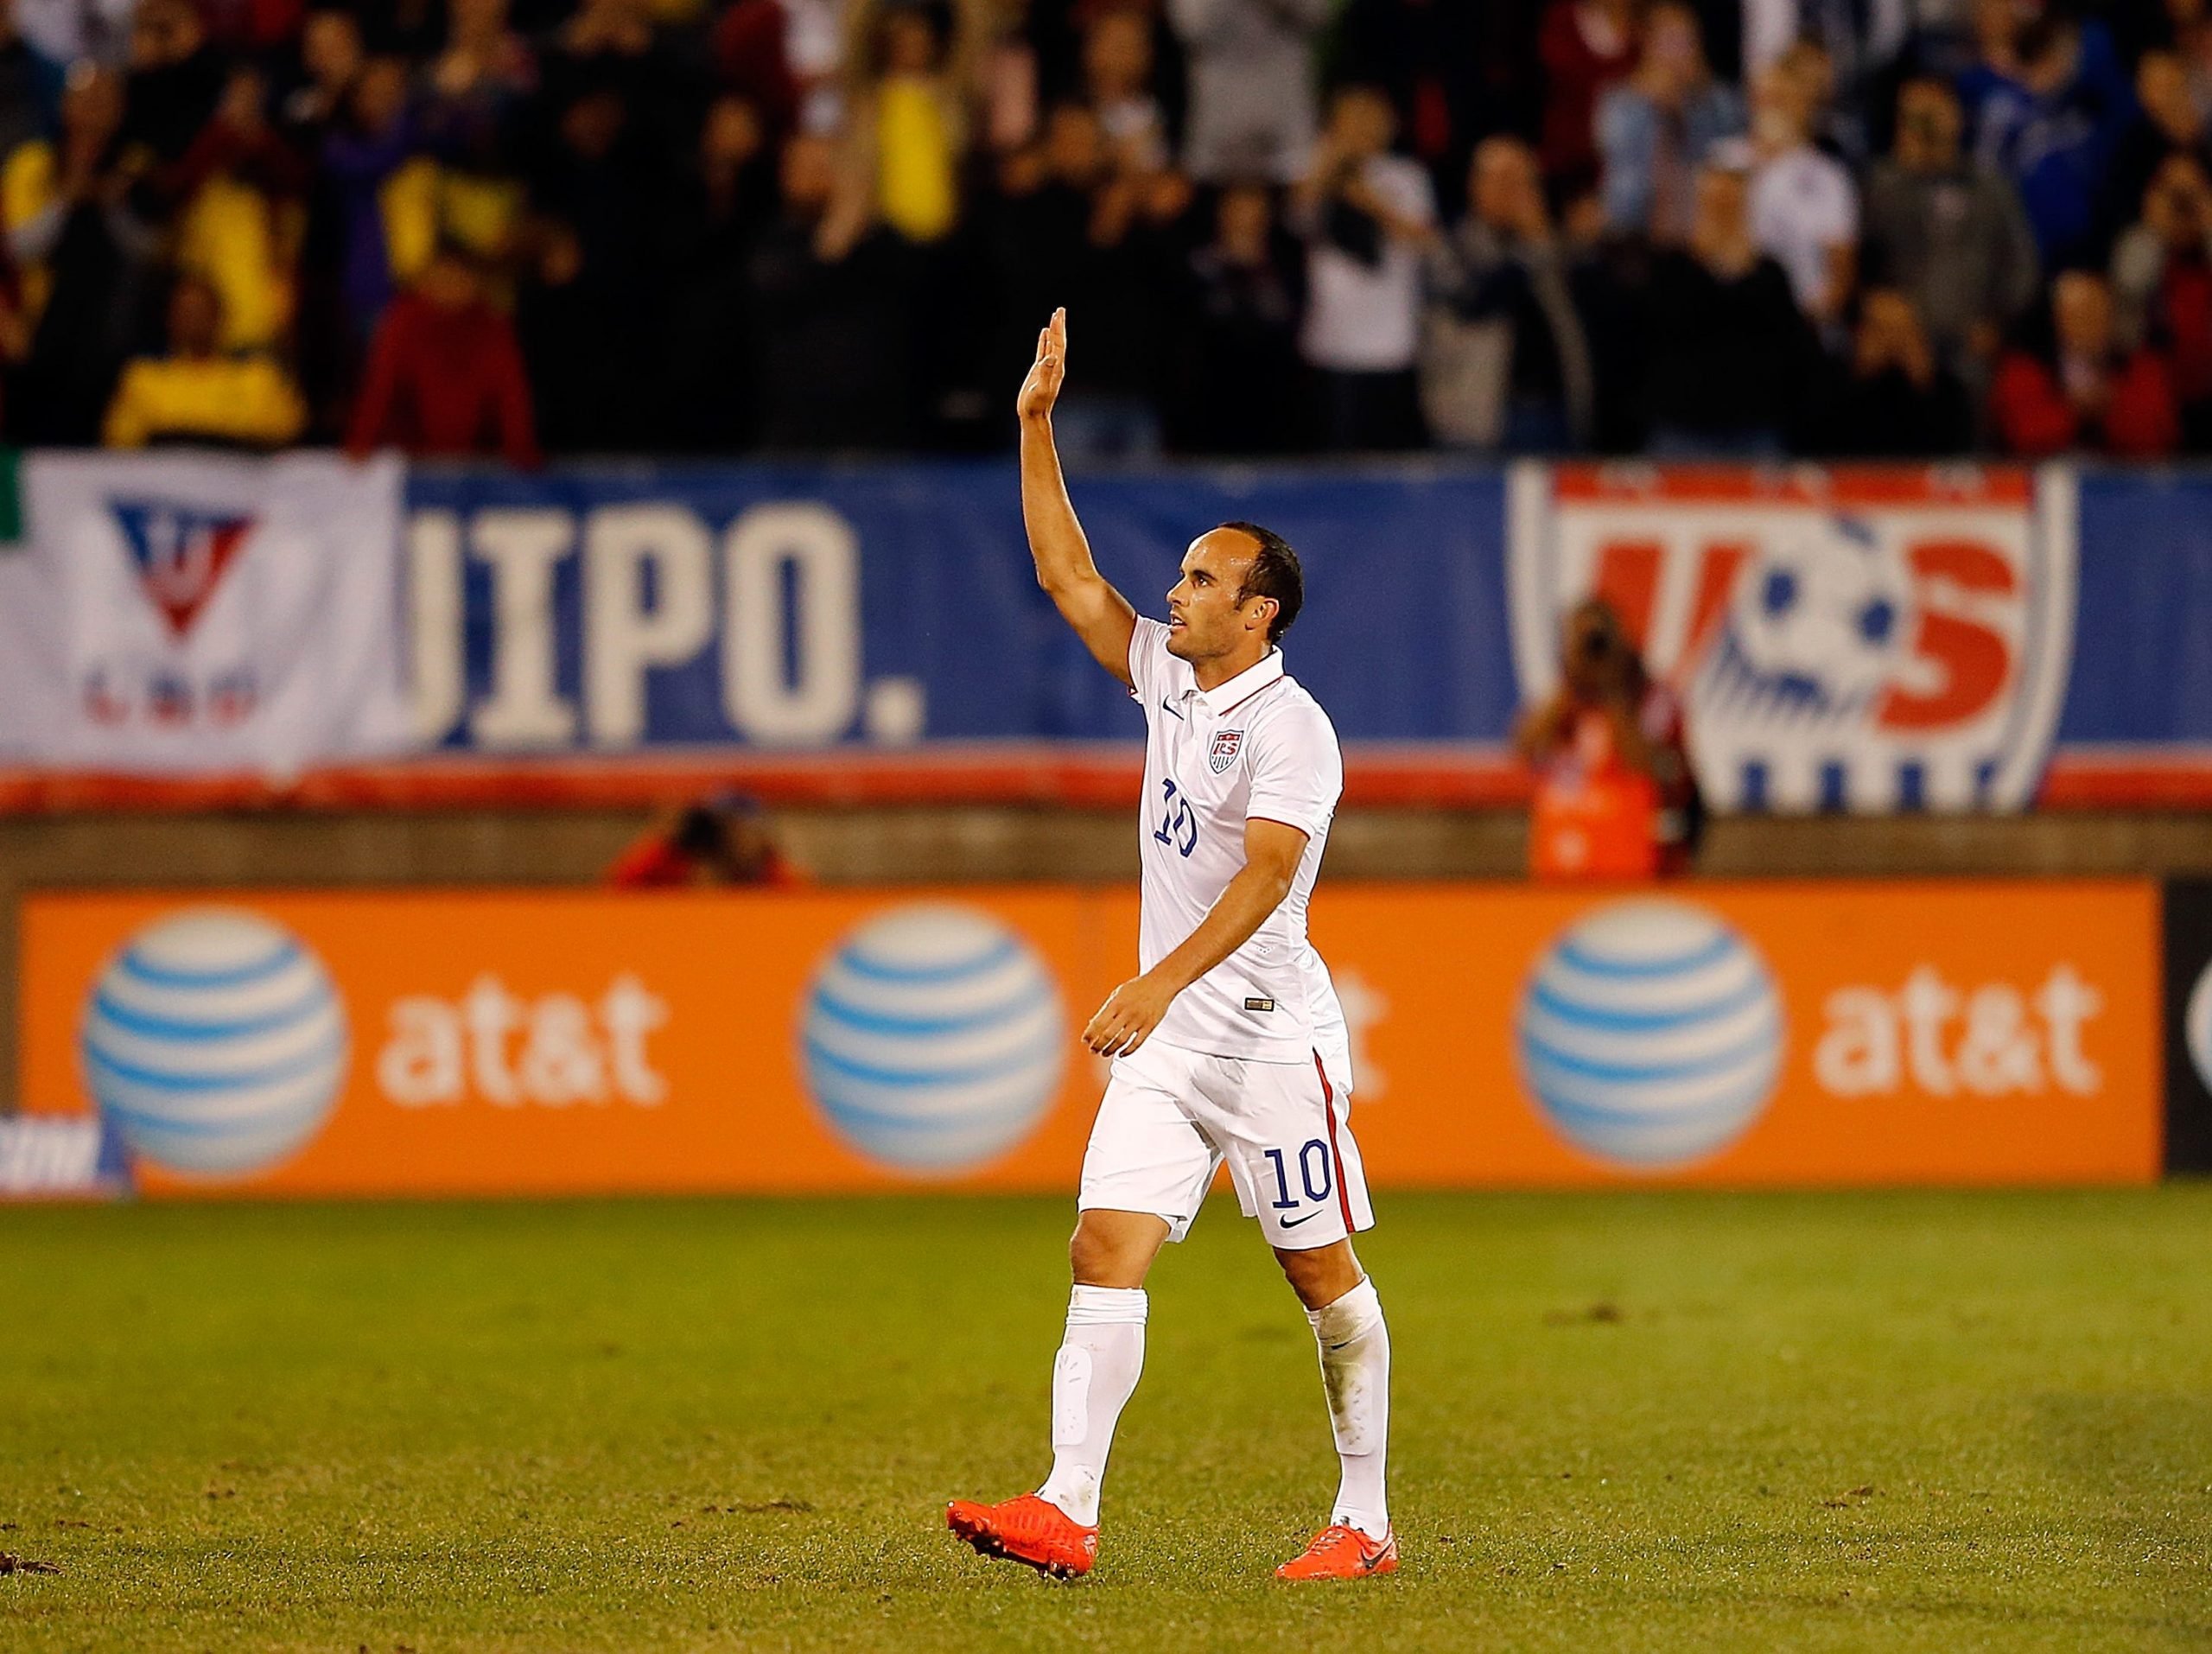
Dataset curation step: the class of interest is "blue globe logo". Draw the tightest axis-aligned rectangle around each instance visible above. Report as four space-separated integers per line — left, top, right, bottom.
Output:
2186 957 2212 1097
801 904 1065 1174
79 908 349 1176
1516 900 1783 1170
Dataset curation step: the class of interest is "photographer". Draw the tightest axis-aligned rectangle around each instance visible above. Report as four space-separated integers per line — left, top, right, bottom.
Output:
607 791 806 888
1514 597 1700 880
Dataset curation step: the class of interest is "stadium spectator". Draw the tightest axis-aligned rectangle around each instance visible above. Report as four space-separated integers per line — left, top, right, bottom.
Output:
1745 0 1902 130
1773 37 1867 168
846 2 969 247
1168 0 1331 182
317 54 423 351
425 0 537 130
1822 286 1975 454
15 0 2212 464
546 0 669 111
283 9 368 434
2106 47 2212 249
1169 179 1304 453
523 80 664 448
1082 5 1168 177
277 5 364 143
102 270 305 447
1957 3 2135 269
1537 0 1638 199
1421 135 1594 452
974 0 1042 155
15 0 130 82
746 129 914 449
120 0 226 166
712 0 804 139
607 792 805 887
1332 0 1538 202
1596 0 1745 242
1747 60 1856 328
1639 146 1815 455
419 0 537 249
657 93 775 451
6 61 157 445
718 0 846 137
1859 75 2040 390
1295 84 1435 450
989 99 1183 459
1516 595 1699 881
166 66 308 353
346 241 541 464
0 0 46 163
2171 0 2212 115
2111 149 2212 445
1991 267 2179 456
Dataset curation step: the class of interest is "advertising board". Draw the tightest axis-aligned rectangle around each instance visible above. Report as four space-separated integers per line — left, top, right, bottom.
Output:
16 881 2158 1197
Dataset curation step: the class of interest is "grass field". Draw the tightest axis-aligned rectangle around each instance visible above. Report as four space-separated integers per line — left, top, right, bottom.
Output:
2 1188 2209 1652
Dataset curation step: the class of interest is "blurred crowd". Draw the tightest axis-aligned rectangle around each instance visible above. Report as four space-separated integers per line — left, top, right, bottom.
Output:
5 0 2212 461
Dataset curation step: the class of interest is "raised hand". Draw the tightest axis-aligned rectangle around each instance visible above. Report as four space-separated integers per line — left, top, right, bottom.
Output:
1017 307 1066 423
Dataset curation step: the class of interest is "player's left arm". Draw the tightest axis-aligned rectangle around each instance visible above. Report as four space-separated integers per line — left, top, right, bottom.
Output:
1082 817 1308 1057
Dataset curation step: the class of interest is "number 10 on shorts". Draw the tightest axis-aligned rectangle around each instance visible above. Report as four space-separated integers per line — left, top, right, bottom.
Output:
1264 1140 1333 1209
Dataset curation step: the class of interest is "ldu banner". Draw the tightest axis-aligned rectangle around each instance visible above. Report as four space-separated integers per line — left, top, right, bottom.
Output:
0 452 410 776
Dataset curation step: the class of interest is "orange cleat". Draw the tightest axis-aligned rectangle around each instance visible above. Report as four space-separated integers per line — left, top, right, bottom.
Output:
945 1493 1099 1579
1274 1523 1399 1581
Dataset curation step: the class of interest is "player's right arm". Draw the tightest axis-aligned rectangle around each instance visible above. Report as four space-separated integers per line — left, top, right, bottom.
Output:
1018 308 1138 688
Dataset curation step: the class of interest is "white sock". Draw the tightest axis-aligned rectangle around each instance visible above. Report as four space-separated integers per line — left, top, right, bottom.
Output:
1308 1276 1390 1538
1033 1285 1147 1526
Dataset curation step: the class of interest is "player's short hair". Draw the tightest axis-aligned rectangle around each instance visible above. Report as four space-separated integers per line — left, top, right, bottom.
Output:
1221 521 1302 644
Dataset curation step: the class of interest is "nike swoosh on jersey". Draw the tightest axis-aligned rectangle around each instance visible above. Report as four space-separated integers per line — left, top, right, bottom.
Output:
1160 697 1185 721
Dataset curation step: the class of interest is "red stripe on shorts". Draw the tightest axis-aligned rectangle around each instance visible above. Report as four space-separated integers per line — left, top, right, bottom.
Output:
1313 1051 1356 1234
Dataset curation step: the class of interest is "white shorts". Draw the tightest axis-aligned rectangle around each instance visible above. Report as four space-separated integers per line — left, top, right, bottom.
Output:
1078 1039 1375 1251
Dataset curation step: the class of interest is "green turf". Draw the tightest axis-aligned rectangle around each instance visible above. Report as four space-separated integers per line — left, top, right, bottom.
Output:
2 1188 2209 1651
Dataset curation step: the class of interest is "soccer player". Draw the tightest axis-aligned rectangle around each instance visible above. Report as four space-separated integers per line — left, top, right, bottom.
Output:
946 309 1395 1582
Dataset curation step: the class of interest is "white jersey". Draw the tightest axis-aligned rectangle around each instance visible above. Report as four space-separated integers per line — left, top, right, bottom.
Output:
1127 617 1350 1071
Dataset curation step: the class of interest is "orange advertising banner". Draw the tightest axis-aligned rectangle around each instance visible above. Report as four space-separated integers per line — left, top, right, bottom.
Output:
13 881 2162 1197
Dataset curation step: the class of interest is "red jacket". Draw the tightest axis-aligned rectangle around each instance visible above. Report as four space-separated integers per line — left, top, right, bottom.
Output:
1989 348 2179 458
1537 0 1635 188
346 293 541 467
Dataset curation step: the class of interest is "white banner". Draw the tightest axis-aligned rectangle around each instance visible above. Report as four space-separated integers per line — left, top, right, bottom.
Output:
0 451 410 776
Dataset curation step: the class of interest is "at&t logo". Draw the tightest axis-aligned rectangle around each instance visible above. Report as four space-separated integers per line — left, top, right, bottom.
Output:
1516 899 1783 1170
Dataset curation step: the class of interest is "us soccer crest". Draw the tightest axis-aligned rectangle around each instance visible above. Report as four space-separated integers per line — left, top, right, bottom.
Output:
1210 729 1243 773
1506 464 2077 813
